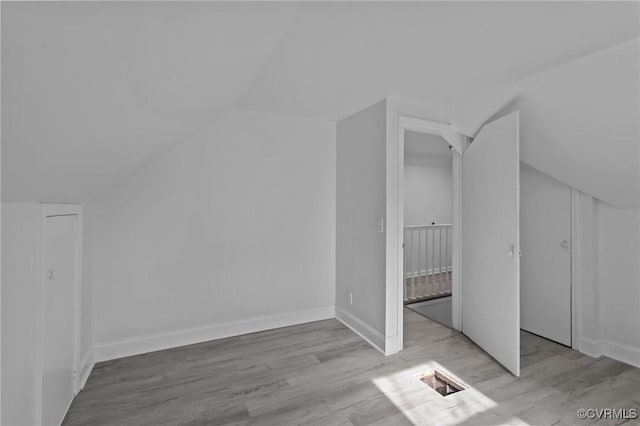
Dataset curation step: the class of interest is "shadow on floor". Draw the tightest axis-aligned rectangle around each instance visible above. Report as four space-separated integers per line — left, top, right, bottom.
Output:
407 296 452 328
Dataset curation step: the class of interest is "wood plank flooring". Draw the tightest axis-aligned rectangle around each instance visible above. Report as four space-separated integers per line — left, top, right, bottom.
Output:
64 310 640 425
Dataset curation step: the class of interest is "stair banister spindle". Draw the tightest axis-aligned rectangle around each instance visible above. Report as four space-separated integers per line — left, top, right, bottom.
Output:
403 224 453 303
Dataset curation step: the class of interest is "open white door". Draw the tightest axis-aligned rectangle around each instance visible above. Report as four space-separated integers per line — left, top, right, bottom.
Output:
462 111 520 376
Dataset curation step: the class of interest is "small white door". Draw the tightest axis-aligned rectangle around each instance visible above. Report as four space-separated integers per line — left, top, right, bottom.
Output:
42 214 78 426
520 163 571 346
462 111 520 376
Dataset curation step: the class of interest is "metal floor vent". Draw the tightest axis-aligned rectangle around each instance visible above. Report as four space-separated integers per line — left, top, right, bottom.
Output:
418 370 465 396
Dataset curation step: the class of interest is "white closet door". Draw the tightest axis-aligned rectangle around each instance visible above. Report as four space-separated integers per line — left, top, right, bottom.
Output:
42 214 78 425
462 111 520 376
520 163 571 346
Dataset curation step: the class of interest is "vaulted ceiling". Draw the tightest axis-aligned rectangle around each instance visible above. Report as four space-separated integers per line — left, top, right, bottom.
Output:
2 2 296 202
241 1 639 120
447 38 640 208
3 1 639 203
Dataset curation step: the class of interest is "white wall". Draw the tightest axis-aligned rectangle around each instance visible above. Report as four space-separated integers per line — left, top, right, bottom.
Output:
575 195 640 367
1 203 41 426
403 162 452 226
90 108 336 358
336 100 388 351
596 202 640 365
403 162 453 277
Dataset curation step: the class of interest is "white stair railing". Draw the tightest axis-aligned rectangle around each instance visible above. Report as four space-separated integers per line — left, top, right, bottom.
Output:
403 224 453 303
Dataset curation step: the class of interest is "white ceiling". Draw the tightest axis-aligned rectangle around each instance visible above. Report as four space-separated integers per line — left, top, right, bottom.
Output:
1 2 295 201
518 38 640 208
242 1 639 120
2 2 639 203
404 131 451 157
447 37 640 208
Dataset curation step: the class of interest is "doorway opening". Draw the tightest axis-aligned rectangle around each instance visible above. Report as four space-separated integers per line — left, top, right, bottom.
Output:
392 109 523 376
402 130 454 329
394 113 465 354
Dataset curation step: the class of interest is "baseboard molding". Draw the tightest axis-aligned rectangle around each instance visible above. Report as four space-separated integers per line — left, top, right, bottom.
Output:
78 349 95 391
580 337 640 368
600 339 640 368
335 306 385 355
93 305 336 363
580 337 602 358
384 335 401 356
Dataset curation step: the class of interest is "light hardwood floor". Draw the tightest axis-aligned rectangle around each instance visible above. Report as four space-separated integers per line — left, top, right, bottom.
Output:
64 310 640 425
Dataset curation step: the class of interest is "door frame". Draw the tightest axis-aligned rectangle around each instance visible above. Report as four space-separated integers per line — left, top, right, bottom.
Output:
385 99 468 354
570 188 582 351
398 116 464 334
36 203 83 425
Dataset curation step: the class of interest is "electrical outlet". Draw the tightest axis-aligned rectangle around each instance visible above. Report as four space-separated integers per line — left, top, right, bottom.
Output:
349 292 353 305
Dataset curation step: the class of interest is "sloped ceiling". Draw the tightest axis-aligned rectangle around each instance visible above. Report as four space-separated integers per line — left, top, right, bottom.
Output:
405 131 452 168
241 2 639 120
405 131 451 159
1 2 295 202
2 1 639 204
447 38 640 208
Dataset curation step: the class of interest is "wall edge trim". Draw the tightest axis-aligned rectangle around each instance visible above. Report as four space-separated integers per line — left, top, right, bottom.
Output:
335 306 386 355
93 305 336 363
580 337 640 368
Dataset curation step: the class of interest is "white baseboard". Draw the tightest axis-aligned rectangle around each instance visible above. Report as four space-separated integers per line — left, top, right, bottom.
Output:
93 305 336 363
580 337 602 358
600 339 640 368
580 337 640 368
335 306 385 355
384 335 401 356
78 349 94 391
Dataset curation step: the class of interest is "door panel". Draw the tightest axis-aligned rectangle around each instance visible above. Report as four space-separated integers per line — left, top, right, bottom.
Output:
520 163 571 346
462 111 520 376
42 215 77 426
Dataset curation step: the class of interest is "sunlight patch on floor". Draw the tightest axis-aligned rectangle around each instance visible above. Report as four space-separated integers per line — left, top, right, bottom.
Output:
372 361 530 425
